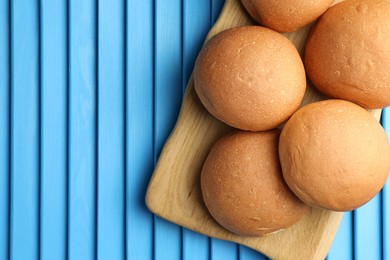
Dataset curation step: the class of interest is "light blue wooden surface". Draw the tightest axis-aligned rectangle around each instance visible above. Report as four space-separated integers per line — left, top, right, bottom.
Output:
68 0 97 258
97 0 125 258
0 0 10 259
10 0 40 259
126 0 154 259
0 1 389 259
40 0 67 259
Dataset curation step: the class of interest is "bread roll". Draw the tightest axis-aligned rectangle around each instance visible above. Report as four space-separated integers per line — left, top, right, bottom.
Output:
201 130 308 236
305 0 390 108
279 99 390 211
241 0 334 32
194 26 306 131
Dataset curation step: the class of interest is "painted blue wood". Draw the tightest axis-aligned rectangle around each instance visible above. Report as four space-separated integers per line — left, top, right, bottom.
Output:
125 0 154 259
354 194 382 260
0 0 10 259
382 109 390 260
10 0 40 259
211 239 239 260
183 230 210 260
182 0 210 88
384 186 390 260
384 187 389 260
1 1 390 259
240 246 268 260
328 211 354 260
154 0 183 259
40 0 67 259
182 1 211 259
96 0 125 259
68 0 97 258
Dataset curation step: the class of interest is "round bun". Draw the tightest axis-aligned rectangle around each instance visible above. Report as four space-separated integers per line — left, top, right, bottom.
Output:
305 0 390 109
279 99 390 211
201 130 308 236
241 0 334 32
194 26 306 131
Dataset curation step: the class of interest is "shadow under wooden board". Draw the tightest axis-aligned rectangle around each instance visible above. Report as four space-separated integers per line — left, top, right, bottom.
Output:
146 0 382 259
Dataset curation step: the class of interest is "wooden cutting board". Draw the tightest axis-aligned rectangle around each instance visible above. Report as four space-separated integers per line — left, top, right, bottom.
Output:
146 0 382 259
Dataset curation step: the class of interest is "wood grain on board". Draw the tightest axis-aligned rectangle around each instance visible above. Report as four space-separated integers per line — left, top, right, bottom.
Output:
146 0 382 259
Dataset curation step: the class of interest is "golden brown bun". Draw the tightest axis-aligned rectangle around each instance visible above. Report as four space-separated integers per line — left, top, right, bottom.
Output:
194 26 306 131
279 100 390 211
241 0 334 32
201 130 308 236
305 0 390 109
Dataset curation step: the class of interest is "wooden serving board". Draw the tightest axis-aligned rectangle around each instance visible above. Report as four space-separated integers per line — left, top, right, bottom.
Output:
146 0 382 259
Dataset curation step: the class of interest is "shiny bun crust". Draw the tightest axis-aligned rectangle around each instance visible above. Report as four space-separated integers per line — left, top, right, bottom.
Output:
305 0 390 108
201 130 308 236
279 100 390 211
241 0 334 32
194 26 306 131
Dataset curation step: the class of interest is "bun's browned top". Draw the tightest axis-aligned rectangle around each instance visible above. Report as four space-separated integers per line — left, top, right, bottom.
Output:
305 0 390 108
241 0 334 32
201 130 308 236
194 26 306 131
279 99 390 211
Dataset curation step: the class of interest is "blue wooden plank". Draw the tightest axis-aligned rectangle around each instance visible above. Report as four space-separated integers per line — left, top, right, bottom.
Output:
182 1 211 260
211 239 238 260
328 211 353 260
239 246 268 260
0 0 10 259
382 109 390 260
10 0 40 259
384 186 389 260
39 0 67 259
354 194 382 260
183 230 209 260
97 0 125 258
126 0 154 259
154 0 183 259
182 0 210 89
68 0 97 258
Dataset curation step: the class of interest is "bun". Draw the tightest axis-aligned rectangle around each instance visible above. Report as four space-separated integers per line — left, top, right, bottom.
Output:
279 99 390 211
194 26 306 131
241 0 334 32
305 0 390 108
201 130 308 236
